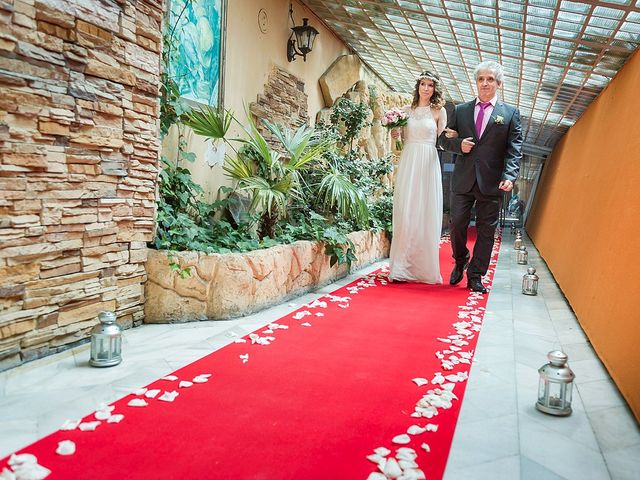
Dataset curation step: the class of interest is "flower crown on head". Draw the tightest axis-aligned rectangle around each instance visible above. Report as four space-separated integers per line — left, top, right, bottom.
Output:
417 72 438 83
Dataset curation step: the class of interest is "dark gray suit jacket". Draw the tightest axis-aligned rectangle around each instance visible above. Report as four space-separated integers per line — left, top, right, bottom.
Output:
440 100 523 196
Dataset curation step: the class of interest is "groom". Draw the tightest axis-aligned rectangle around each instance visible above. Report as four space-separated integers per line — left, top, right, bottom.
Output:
439 61 523 293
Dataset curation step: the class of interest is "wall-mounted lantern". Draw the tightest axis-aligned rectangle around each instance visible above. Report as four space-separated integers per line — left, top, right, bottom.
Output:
287 3 319 62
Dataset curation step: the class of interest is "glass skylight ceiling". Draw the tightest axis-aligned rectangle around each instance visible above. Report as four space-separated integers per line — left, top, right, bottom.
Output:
302 0 640 157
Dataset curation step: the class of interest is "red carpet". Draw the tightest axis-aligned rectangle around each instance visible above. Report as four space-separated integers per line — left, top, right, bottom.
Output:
1 230 501 480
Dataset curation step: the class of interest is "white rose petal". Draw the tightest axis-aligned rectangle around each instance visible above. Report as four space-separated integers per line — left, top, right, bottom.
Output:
10 462 50 480
158 391 179 402
392 434 411 444
107 414 124 424
56 440 76 456
407 425 426 435
366 454 386 465
366 473 387 480
374 447 391 456
145 389 161 399
0 467 16 480
395 448 417 461
293 311 311 320
8 454 37 467
382 458 403 478
78 421 101 431
60 419 81 431
94 410 111 421
402 469 426 480
398 459 419 469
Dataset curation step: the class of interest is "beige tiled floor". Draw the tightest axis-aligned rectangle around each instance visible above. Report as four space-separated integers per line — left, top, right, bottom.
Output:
0 233 638 479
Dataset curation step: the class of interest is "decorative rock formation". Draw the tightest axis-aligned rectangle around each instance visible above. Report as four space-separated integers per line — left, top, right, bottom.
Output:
145 231 390 322
319 54 362 107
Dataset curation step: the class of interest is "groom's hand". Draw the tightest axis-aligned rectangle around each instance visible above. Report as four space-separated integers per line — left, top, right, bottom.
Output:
499 179 514 192
461 137 475 153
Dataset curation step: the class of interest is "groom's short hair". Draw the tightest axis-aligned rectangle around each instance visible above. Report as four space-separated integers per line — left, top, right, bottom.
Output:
474 61 504 84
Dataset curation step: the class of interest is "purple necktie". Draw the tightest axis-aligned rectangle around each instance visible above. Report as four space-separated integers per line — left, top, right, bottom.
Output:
475 102 491 138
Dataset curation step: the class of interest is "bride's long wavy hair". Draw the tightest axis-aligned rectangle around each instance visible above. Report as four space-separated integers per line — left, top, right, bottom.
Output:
411 71 445 109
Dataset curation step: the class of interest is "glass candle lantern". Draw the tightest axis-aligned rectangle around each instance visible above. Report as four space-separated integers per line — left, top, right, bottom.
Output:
522 267 539 295
90 311 122 367
516 246 528 265
536 351 575 416
514 232 523 250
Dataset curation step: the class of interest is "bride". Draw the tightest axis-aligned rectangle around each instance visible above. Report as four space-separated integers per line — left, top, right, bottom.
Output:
389 71 447 284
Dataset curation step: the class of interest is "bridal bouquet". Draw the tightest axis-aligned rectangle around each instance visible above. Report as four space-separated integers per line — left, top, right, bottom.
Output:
381 107 408 150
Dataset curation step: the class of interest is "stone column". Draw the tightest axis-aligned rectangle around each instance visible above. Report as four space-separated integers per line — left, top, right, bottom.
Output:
0 0 163 370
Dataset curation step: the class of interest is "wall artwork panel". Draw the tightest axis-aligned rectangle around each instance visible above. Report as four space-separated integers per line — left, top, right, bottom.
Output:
169 0 226 107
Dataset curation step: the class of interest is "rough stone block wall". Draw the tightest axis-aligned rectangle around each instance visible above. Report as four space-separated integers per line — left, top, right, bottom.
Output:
249 65 309 146
0 0 163 370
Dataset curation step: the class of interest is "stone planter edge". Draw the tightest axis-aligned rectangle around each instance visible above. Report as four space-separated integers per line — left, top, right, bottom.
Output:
144 230 390 323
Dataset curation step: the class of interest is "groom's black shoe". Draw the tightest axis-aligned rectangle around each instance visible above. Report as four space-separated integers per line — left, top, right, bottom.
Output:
449 258 469 286
467 277 488 294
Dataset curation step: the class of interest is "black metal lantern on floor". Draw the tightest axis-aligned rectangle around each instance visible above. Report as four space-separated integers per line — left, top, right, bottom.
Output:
287 4 319 62
90 311 122 367
522 267 539 295
536 351 575 416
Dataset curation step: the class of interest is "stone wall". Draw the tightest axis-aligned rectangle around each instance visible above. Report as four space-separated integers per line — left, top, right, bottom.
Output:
0 0 163 370
145 230 390 323
249 65 309 146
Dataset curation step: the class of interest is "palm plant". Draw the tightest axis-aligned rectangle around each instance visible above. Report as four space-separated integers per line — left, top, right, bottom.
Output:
183 106 369 240
227 115 333 238
182 105 234 140
315 162 369 226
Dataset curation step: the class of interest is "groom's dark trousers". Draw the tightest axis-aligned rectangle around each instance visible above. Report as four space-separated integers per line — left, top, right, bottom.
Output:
450 181 501 281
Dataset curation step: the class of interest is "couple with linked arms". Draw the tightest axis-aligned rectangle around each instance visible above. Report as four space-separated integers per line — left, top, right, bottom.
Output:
389 61 523 293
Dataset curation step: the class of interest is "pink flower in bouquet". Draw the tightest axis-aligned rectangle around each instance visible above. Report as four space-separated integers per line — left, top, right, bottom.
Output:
381 107 408 150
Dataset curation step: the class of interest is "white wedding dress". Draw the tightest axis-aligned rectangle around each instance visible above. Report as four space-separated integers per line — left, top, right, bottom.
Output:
389 106 444 284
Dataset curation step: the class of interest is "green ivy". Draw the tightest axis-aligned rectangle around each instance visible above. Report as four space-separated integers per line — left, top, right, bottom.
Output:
275 211 357 268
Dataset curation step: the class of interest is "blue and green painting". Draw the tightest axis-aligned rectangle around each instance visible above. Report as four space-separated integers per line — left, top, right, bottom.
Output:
169 0 222 106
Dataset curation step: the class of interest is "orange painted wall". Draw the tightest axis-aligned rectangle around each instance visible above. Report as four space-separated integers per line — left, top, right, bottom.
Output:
526 49 640 420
